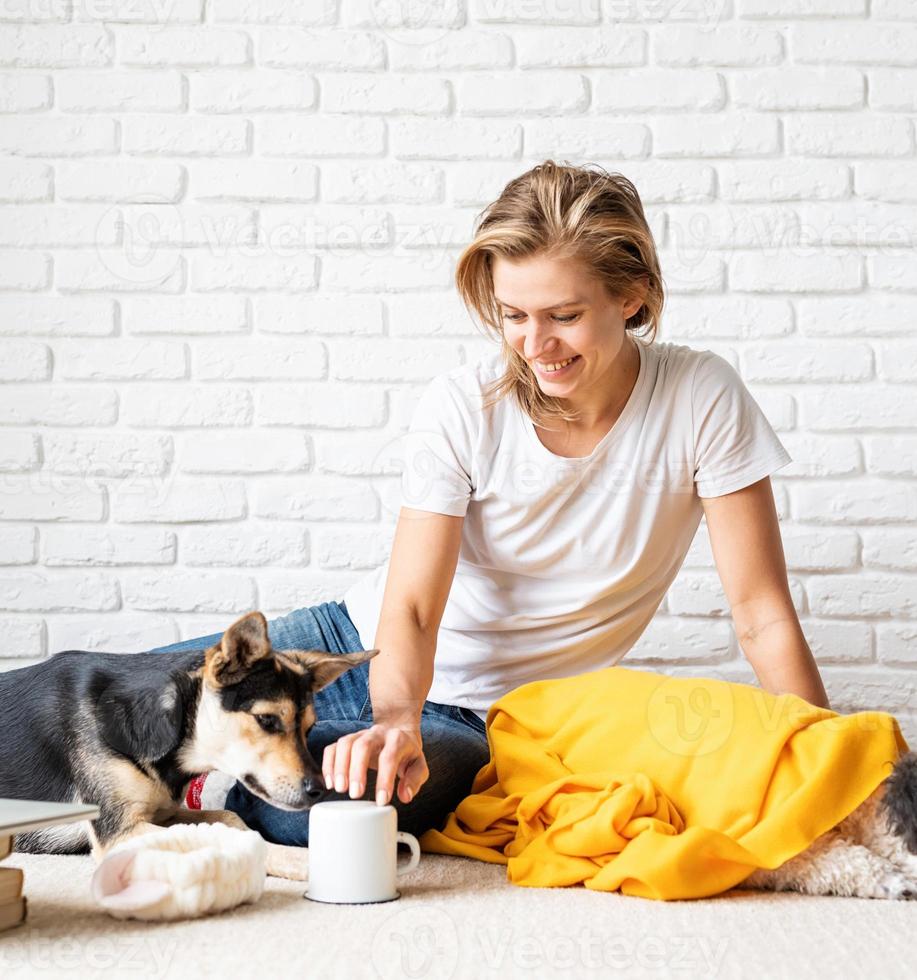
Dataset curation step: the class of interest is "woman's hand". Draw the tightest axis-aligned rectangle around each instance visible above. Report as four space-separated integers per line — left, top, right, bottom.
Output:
322 722 428 806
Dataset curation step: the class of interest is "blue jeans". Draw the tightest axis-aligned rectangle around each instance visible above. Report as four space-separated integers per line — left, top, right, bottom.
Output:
149 600 490 846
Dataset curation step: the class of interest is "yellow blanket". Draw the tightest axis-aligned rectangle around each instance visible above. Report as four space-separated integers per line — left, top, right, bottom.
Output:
419 666 908 900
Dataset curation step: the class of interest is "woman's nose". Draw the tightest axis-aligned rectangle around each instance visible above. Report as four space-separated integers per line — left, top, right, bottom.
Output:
522 320 558 360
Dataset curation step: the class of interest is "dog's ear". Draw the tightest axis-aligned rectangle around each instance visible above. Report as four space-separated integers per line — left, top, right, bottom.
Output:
204 611 272 688
95 676 184 762
277 648 380 692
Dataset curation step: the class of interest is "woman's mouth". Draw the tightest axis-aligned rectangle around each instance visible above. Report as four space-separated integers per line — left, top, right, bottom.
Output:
534 354 581 379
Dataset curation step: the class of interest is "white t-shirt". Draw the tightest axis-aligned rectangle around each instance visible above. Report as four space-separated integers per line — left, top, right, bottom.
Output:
343 340 792 722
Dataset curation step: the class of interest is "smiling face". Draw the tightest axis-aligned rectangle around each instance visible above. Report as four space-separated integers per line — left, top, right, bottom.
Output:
492 252 645 428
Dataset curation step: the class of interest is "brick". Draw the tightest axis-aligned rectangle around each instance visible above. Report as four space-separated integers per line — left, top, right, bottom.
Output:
0 526 37 564
56 162 185 203
738 0 866 14
116 26 251 66
458 72 588 114
595 70 724 111
388 30 512 70
862 529 917 571
786 113 912 157
662 295 794 339
329 339 462 381
123 115 250 156
808 574 917 618
800 389 917 431
119 204 255 249
42 527 176 566
744 341 873 382
391 118 521 159
386 293 481 337
0 116 116 155
797 295 917 337
47 615 177 655
865 435 917 477
731 68 863 110
791 23 917 65
0 571 119 612
793 479 917 524
257 384 385 427
212 0 335 24
193 337 325 380
345 0 464 29
123 296 248 335
0 340 49 380
525 118 649 159
0 432 40 472
190 70 316 112
0 72 51 111
258 29 384 68
0 387 117 426
182 525 310 566
122 385 252 426
0 206 119 247
0 296 115 337
718 160 850 201
0 619 43 659
254 294 384 336
0 159 52 202
0 26 112 67
177 431 311 473
74 0 204 22
321 253 453 292
257 116 384 157
190 252 318 292
57 70 184 111
322 74 450 114
316 528 393 570
855 162 917 201
0 251 51 290
111 479 247 523
189 160 318 201
121 571 255 612
44 432 172 477
323 163 443 204
654 114 780 157
55 252 184 293
869 70 917 111
56 339 187 380
655 25 783 67
730 252 863 292
253 476 377 521
256 204 389 251
471 0 599 22
514 26 644 68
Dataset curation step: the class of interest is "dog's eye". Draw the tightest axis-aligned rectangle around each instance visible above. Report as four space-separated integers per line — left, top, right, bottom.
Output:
255 714 283 734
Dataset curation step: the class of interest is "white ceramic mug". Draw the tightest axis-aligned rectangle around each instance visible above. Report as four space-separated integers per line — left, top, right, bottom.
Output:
303 800 421 904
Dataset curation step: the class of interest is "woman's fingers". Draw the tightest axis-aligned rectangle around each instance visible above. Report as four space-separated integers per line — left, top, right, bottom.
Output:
321 725 426 806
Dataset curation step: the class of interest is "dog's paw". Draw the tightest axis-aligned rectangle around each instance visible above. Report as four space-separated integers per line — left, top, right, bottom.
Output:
875 870 917 901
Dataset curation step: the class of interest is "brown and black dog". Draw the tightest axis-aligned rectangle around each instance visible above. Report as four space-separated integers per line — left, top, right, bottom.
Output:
0 611 378 879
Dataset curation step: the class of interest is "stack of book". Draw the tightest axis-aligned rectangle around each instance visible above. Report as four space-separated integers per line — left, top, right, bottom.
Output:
0 799 100 933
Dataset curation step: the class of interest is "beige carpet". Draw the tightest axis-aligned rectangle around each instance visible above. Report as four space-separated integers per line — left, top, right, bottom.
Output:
1 852 915 979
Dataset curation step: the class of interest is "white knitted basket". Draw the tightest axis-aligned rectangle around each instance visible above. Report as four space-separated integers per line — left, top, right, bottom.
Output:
91 822 267 921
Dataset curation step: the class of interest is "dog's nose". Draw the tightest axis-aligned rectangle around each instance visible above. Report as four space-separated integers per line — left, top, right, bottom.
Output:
302 776 327 803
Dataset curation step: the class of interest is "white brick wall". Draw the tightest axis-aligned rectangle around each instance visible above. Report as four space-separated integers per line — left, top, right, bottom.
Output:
0 1 915 743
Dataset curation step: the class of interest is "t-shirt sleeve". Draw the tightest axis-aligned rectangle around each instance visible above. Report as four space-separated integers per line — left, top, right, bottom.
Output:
692 351 792 498
399 374 475 517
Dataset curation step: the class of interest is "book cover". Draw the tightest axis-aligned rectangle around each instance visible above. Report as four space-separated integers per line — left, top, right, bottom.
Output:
0 799 100 837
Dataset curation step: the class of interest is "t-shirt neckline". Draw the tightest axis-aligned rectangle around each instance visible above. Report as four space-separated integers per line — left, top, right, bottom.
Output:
518 337 648 464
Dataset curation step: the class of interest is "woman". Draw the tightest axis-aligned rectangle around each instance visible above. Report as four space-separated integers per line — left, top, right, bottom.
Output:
152 160 829 846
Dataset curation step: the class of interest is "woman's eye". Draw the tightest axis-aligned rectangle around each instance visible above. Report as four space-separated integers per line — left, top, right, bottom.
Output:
502 313 580 323
255 714 282 733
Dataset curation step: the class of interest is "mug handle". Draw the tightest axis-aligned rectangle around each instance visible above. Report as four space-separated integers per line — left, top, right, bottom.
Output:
395 832 421 877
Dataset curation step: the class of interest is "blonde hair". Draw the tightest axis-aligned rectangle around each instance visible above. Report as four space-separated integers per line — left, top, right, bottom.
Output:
454 160 665 429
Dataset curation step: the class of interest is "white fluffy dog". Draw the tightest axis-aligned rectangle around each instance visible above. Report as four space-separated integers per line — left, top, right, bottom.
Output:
736 751 917 899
